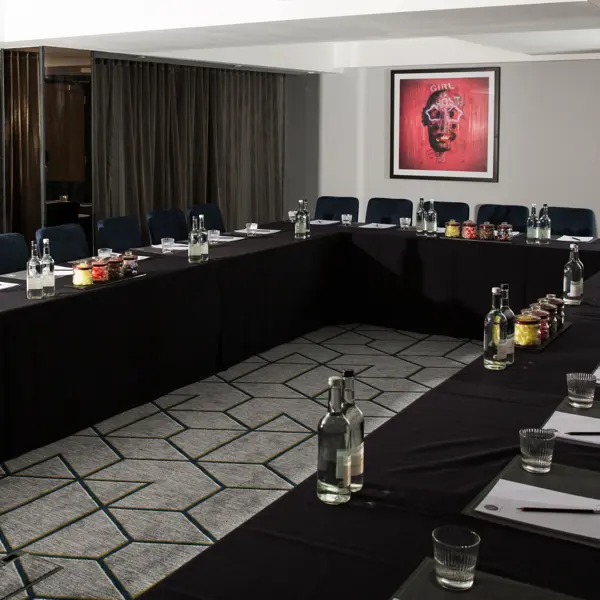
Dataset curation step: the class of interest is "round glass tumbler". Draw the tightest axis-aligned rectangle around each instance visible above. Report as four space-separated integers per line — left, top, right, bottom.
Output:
566 373 596 409
432 526 480 591
519 428 556 474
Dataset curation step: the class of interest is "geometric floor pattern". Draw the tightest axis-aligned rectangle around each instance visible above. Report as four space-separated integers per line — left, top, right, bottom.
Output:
0 324 481 599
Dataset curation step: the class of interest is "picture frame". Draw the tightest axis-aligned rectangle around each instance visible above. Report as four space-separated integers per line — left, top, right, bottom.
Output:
389 67 500 182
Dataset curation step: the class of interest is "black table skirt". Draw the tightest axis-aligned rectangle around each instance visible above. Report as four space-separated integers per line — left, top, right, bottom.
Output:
2 226 600 461
140 272 600 600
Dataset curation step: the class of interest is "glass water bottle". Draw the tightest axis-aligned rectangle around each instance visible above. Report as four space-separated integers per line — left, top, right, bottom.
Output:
563 243 583 305
188 216 202 263
526 203 540 245
295 199 311 240
538 204 551 244
415 198 426 236
26 241 43 300
41 238 55 298
341 369 364 492
317 376 351 505
500 283 515 365
483 287 508 371
426 200 438 237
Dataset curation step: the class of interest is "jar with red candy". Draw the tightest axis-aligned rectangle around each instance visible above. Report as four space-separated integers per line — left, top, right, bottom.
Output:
461 220 477 240
533 301 557 335
92 260 108 283
528 304 550 341
544 294 565 329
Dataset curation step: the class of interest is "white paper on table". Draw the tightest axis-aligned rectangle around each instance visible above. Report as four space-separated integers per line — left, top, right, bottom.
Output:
359 223 397 229
557 235 594 243
151 244 188 251
234 229 280 235
544 411 600 445
311 220 339 225
436 227 446 234
0 281 19 291
53 266 73 278
136 255 151 261
594 365 600 383
476 479 600 540
213 236 244 243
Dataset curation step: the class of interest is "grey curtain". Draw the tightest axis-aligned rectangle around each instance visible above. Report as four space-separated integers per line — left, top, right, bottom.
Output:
4 50 42 240
92 58 285 231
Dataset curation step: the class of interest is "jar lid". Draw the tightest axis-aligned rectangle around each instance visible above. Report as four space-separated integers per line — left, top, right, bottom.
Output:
462 220 476 226
531 309 550 318
545 296 564 306
498 222 512 229
92 261 107 267
480 222 494 228
123 254 137 261
446 220 459 225
516 314 541 325
537 302 556 313
108 257 123 264
74 262 91 271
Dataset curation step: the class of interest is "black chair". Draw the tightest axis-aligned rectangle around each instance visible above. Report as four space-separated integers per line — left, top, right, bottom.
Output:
424 200 469 224
45 201 80 227
476 204 529 231
97 216 143 253
0 233 29 275
35 224 89 263
365 198 413 224
315 196 359 222
189 204 225 232
146 209 188 244
548 207 595 237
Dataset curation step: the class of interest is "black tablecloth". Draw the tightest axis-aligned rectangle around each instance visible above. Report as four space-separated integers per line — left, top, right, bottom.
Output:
2 226 600 460
140 272 600 600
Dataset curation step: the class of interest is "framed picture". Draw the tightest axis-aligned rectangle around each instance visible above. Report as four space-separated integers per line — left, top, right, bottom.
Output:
390 67 500 182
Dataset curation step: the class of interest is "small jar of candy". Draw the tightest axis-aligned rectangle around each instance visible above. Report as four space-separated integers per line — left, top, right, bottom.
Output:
479 222 494 240
515 314 541 347
528 304 550 341
107 257 124 281
497 222 513 242
445 220 460 238
544 294 565 329
461 220 477 240
534 301 558 335
73 262 93 287
92 260 108 283
122 252 138 277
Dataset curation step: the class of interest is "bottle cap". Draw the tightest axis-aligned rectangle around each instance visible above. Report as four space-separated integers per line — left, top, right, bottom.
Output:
328 376 342 387
570 243 576 249
491 287 501 294
342 369 354 378
500 283 509 290
43 238 49 244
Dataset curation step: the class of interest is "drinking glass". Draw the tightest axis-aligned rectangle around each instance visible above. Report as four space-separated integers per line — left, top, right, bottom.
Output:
246 223 258 236
161 238 175 254
519 428 556 473
98 248 112 260
399 217 411 230
288 210 297 222
341 214 352 226
567 373 596 408
432 526 480 591
208 230 220 244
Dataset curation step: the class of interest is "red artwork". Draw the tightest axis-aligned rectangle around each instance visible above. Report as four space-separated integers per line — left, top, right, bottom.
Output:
390 68 500 182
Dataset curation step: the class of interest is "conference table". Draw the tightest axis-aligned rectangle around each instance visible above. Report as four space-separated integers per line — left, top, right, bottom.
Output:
1 221 600 466
139 268 600 600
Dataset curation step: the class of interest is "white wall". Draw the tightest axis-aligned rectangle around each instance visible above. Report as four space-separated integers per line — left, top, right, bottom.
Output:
320 60 600 222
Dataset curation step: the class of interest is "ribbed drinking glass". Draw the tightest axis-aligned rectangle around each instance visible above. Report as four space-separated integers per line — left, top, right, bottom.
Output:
566 373 596 409
519 428 556 473
432 526 480 591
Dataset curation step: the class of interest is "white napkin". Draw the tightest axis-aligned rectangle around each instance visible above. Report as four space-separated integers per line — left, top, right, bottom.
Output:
213 236 244 243
557 235 594 243
359 223 397 229
0 281 19 291
151 244 188 251
311 220 339 225
234 229 280 235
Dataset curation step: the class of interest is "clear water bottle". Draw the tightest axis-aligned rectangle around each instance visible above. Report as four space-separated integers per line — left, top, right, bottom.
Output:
538 204 551 244
317 376 351 505
40 238 55 298
426 200 438 237
563 243 583 305
526 203 540 245
188 216 202 264
483 287 508 371
415 198 426 236
294 199 311 240
500 283 515 365
26 241 43 300
341 369 364 492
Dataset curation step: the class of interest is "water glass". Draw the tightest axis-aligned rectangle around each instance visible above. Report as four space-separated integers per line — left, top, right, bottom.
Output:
399 217 411 230
567 373 596 408
246 223 258 236
208 230 220 244
341 214 352 226
161 238 175 254
519 428 556 474
432 526 480 591
98 248 112 260
288 210 297 222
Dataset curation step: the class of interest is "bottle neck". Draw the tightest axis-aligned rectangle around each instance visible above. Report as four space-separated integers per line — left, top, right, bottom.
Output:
571 248 579 262
198 216 205 229
492 294 502 310
30 243 38 259
43 243 50 257
342 378 355 405
500 291 509 308
328 385 344 414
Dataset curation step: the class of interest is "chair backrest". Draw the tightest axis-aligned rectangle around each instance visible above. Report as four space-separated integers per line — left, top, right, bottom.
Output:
36 223 89 263
97 216 143 253
424 200 469 224
0 233 29 275
146 209 188 244
315 196 359 222
366 198 413 224
189 204 225 232
476 204 529 231
548 207 596 237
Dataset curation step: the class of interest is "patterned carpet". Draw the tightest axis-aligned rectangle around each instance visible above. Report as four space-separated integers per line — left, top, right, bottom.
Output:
0 324 481 600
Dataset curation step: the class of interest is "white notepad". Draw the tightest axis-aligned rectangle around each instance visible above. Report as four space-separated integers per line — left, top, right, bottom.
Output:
0 281 19 291
557 235 594 243
213 236 244 243
544 411 600 446
476 479 600 540
234 229 280 235
311 220 339 225
151 244 188 251
360 223 397 229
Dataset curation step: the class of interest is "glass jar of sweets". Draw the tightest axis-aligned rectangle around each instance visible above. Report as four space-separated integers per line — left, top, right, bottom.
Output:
479 221 494 240
528 304 550 341
107 257 124 281
445 220 460 238
73 262 93 287
497 222 513 242
92 260 108 283
534 301 558 335
515 314 541 347
544 294 565 328
122 252 138 277
461 220 477 240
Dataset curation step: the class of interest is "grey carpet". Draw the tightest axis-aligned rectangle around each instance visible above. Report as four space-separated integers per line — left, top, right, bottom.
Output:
0 324 481 599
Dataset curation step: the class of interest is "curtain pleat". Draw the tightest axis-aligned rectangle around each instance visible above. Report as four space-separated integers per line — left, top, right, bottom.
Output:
92 58 284 232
